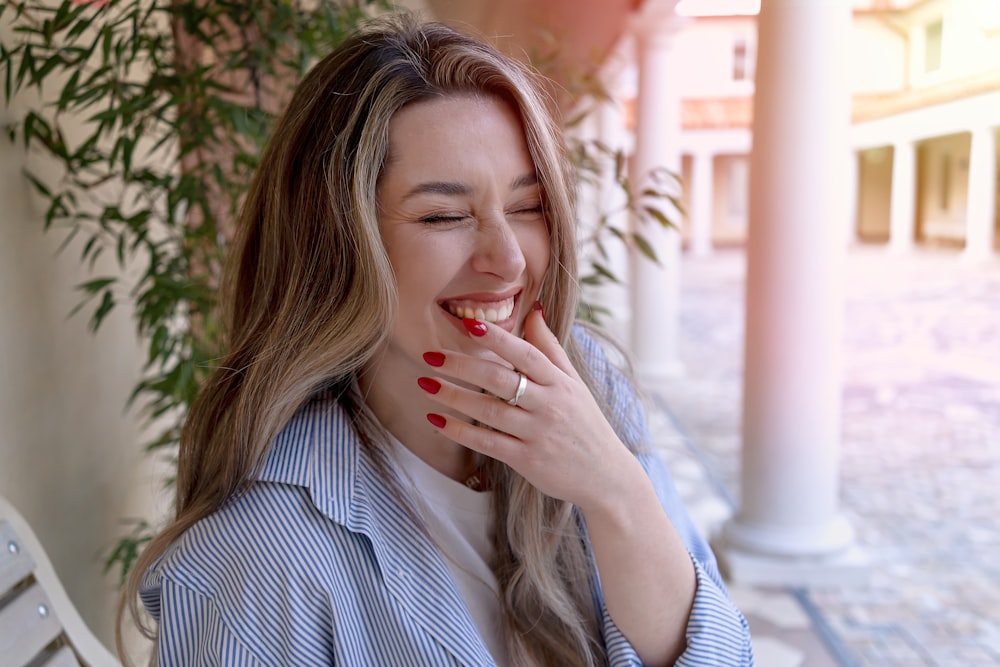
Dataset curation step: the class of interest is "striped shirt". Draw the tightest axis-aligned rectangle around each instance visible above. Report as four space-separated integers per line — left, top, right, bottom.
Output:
140 330 753 666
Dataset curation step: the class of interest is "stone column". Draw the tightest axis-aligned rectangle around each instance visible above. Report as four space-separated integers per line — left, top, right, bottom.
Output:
846 149 860 245
689 151 714 257
714 0 863 585
889 140 917 253
963 125 997 263
628 0 684 380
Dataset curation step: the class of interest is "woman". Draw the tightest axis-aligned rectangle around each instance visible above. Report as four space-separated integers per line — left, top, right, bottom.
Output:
121 14 753 667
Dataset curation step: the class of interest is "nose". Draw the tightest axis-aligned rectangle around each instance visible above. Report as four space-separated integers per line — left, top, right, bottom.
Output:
470 213 527 281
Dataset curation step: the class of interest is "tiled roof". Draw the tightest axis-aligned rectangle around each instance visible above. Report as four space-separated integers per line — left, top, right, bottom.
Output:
852 69 1000 122
675 68 1000 130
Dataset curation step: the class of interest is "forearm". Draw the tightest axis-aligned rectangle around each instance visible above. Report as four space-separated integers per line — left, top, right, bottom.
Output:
581 455 697 667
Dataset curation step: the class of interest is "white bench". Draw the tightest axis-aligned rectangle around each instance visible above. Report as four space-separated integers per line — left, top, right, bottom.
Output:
0 496 119 667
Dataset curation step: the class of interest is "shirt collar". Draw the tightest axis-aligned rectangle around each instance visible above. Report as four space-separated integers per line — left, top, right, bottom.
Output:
257 395 362 528
255 396 495 666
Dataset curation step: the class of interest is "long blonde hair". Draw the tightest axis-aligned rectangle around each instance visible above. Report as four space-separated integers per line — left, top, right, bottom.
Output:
121 15 627 666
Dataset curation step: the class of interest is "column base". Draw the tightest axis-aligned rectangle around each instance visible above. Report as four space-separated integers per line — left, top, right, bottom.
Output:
711 518 869 587
961 246 997 265
714 540 868 588
888 240 915 256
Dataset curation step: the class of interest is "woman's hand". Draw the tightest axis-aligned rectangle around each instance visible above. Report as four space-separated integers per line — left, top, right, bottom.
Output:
420 306 699 666
418 305 640 511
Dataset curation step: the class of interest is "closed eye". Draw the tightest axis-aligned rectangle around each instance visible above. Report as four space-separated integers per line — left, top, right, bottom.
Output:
420 213 469 224
510 205 544 217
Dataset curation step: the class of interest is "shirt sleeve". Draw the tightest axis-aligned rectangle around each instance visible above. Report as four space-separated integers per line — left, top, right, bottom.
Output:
152 577 265 667
599 454 754 666
643 453 754 666
574 326 753 665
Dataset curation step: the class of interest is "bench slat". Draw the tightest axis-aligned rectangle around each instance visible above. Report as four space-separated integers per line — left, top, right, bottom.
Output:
0 520 36 597
0 582 63 667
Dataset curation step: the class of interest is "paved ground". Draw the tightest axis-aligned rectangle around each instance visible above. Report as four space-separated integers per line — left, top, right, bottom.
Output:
648 244 1000 666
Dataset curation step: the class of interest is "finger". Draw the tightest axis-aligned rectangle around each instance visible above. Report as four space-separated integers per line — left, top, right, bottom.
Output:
419 375 534 436
424 351 538 409
461 316 562 385
425 411 524 465
521 305 577 377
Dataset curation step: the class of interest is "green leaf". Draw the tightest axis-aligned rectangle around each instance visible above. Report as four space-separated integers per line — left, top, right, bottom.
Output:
24 170 51 197
103 520 153 585
78 277 117 293
667 195 687 218
642 205 676 230
2 43 13 101
90 289 116 331
608 226 628 244
632 233 660 265
57 68 81 111
591 261 622 284
15 42 34 91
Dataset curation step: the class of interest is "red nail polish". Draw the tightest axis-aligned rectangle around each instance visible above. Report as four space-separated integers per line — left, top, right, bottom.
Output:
417 377 441 394
532 300 545 321
427 413 447 428
462 318 488 337
423 351 446 367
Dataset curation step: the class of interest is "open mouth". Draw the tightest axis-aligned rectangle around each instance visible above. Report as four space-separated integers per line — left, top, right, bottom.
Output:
440 291 520 325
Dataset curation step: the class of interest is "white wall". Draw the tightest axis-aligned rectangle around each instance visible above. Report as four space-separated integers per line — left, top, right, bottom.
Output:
671 16 757 98
0 18 165 655
0 131 163 650
850 17 908 94
906 0 1000 86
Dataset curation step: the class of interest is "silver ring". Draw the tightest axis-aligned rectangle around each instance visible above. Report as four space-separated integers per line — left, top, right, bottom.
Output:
507 372 527 407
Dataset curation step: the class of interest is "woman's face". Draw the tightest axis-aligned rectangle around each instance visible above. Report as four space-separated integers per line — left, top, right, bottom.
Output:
374 94 551 376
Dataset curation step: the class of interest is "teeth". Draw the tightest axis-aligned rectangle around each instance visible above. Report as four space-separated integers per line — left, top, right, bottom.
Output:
446 297 515 323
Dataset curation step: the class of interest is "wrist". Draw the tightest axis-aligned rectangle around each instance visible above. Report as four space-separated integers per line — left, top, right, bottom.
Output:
576 453 651 528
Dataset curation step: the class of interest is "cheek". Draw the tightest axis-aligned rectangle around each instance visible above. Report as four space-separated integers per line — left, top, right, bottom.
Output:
389 235 465 304
521 225 552 279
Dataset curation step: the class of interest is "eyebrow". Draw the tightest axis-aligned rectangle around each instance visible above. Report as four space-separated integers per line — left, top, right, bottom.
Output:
511 172 538 190
402 172 539 201
403 181 472 200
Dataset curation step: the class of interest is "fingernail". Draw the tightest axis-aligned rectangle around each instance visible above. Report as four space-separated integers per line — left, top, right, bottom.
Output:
423 351 446 367
462 318 488 337
417 377 441 394
427 413 447 428
532 300 545 321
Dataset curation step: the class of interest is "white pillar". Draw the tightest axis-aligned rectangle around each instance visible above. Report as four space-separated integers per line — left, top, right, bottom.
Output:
714 0 864 585
889 140 917 253
628 0 684 381
846 149 860 246
689 152 714 257
963 125 997 263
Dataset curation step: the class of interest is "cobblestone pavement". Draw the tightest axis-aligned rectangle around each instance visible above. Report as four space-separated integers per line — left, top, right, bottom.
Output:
652 245 1000 667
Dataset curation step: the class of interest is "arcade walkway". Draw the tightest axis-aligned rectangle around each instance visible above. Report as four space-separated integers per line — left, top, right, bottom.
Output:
648 245 1000 666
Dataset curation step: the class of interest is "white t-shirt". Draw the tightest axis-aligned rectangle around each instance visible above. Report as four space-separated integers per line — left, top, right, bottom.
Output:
390 439 508 666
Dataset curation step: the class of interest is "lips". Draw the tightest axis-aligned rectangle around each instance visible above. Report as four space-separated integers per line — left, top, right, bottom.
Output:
440 292 519 324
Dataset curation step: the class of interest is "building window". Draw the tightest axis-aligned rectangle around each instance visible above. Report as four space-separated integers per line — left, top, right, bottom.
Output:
733 38 749 81
924 19 943 73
